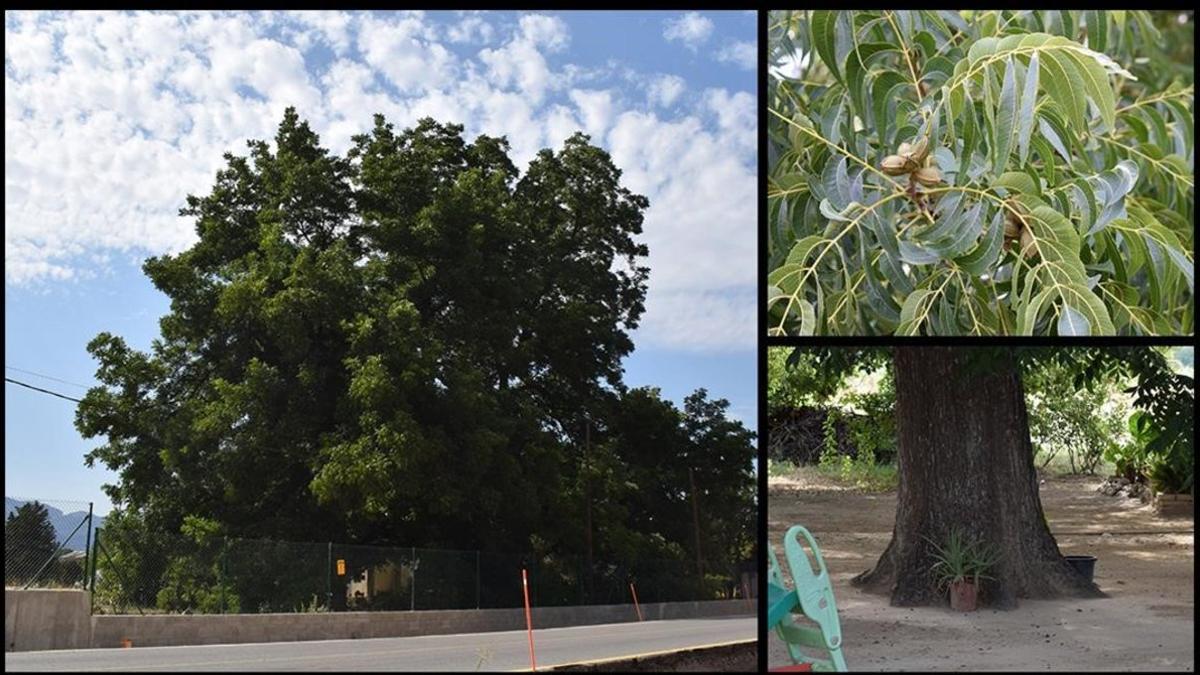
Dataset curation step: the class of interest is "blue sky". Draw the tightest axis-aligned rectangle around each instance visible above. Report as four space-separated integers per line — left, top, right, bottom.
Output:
4 11 758 514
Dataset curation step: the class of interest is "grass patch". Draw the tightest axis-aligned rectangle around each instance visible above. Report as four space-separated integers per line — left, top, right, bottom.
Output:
768 459 799 478
769 456 898 492
815 457 898 492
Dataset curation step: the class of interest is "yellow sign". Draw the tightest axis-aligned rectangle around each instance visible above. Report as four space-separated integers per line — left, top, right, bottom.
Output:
336 559 346 576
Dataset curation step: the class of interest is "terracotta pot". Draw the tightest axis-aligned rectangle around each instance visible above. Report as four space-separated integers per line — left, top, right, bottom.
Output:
948 579 977 611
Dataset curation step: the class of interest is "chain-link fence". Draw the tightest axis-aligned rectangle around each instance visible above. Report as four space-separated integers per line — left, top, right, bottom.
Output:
4 498 96 589
89 527 752 615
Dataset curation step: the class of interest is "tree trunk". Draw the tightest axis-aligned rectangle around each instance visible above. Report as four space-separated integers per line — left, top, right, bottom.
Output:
851 347 1105 609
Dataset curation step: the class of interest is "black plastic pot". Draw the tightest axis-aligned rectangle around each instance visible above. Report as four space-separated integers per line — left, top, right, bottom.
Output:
1065 555 1097 582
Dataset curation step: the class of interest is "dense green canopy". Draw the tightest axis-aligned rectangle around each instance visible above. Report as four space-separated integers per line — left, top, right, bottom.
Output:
76 109 755 584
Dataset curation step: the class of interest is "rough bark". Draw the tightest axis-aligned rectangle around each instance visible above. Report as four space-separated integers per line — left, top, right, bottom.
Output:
851 347 1106 609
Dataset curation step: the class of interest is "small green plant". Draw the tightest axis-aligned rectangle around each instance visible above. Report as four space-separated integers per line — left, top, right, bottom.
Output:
295 594 328 613
1105 410 1156 481
768 459 799 478
1149 446 1194 494
925 528 999 591
816 405 898 492
819 408 841 468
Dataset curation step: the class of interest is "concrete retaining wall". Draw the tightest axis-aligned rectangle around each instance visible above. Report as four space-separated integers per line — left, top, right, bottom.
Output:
5 589 91 652
90 599 751 649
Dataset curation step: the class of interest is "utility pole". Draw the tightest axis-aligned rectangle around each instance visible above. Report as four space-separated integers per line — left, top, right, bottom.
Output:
689 467 703 579
584 417 593 601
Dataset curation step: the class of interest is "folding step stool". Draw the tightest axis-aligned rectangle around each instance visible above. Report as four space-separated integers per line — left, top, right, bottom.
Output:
768 525 848 672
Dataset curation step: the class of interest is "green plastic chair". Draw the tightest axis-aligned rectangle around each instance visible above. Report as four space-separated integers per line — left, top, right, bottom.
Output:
768 525 848 672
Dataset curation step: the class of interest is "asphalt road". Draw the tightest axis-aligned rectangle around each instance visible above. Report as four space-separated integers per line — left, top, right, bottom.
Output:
5 616 755 671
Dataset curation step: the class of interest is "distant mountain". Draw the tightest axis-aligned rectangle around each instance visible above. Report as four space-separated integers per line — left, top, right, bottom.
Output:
5 497 105 551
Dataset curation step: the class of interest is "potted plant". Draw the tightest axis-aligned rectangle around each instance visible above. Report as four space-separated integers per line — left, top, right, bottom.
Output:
926 529 998 612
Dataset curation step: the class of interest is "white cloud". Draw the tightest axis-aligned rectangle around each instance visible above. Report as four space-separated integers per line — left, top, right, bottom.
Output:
4 19 57 79
703 88 756 157
5 10 755 353
286 11 354 55
357 13 454 93
607 107 756 351
543 106 579 148
240 38 322 109
716 39 756 70
518 14 568 51
568 89 614 140
635 289 757 352
646 74 685 108
446 11 494 44
477 17 562 105
662 12 713 50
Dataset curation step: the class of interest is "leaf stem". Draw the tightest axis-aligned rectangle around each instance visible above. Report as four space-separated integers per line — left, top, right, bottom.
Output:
884 11 925 100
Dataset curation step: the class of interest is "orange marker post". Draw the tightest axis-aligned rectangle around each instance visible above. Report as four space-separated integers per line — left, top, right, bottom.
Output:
629 581 644 622
522 568 537 671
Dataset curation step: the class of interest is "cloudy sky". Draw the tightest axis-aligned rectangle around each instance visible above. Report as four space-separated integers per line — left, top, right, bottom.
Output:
4 10 757 512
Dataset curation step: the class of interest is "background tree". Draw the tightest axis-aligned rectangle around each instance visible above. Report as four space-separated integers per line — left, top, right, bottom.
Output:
782 345 1192 608
5 501 59 586
768 10 1194 335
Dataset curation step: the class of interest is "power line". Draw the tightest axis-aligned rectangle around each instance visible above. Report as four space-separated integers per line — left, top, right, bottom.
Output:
4 366 91 390
5 377 83 403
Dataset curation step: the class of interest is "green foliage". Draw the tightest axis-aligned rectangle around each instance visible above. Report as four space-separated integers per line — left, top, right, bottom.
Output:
1149 451 1194 494
779 346 1190 490
92 509 174 612
769 10 1194 335
296 594 329 613
819 408 841 467
767 459 799 478
155 551 240 614
1103 410 1156 481
840 370 898 464
767 347 821 413
815 408 898 491
769 346 890 415
1118 348 1194 492
76 109 755 607
815 456 899 493
925 528 999 590
1125 409 1195 494
4 502 60 587
1025 359 1129 474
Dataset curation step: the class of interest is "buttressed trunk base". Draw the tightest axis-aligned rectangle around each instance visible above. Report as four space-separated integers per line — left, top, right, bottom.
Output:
852 347 1106 609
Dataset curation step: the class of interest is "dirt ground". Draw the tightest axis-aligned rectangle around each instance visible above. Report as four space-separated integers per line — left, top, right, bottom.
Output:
768 470 1195 672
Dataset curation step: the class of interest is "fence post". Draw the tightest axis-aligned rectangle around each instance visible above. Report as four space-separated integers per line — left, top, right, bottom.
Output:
82 503 93 591
89 528 101 615
326 542 333 612
475 550 481 610
410 547 416 612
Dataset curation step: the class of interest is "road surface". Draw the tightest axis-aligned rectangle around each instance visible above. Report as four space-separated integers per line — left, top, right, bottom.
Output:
6 616 755 671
